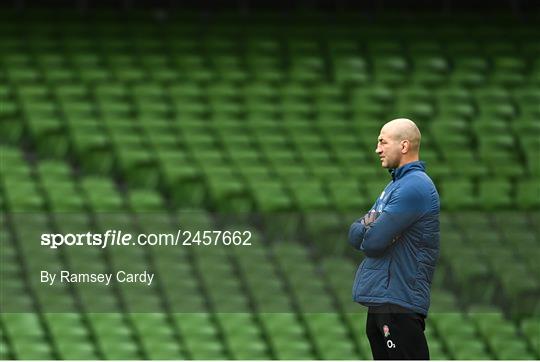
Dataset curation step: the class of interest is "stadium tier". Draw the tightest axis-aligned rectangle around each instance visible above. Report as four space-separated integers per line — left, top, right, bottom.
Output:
1 8 539 361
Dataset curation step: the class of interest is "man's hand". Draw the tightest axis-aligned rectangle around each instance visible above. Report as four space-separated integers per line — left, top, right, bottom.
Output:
362 210 379 227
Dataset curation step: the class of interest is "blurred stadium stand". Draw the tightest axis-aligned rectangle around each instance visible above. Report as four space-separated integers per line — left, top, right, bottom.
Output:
0 0 539 360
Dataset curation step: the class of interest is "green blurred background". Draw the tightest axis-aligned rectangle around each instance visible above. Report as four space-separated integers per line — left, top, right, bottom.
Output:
0 0 539 359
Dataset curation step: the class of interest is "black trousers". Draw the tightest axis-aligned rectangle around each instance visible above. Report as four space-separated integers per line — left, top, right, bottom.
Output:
366 304 429 360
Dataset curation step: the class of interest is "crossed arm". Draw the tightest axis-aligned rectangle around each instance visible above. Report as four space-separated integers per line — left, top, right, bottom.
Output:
348 186 425 258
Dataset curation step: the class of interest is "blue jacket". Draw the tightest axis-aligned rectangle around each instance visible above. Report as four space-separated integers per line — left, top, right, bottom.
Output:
348 161 440 316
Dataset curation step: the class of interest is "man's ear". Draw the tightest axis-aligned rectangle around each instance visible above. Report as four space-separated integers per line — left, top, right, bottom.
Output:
401 140 409 154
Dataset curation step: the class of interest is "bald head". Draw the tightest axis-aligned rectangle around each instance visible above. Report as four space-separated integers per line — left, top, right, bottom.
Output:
381 118 421 152
376 118 421 169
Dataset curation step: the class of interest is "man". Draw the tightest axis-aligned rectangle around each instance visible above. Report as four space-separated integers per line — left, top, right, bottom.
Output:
348 118 440 360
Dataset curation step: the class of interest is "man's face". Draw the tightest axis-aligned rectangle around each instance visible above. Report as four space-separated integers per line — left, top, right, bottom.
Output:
375 128 402 169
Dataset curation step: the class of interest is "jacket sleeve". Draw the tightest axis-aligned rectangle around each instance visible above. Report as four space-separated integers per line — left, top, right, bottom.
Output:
348 218 367 250
348 200 378 250
360 184 426 258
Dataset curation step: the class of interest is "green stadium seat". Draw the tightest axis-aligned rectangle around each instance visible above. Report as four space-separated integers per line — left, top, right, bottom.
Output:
479 179 513 209
327 180 369 212
333 55 369 84
116 148 159 188
351 92 392 118
481 151 524 177
260 313 314 359
452 56 488 85
2 314 53 359
451 340 492 360
128 189 165 212
446 150 489 178
373 55 410 85
249 180 294 213
491 56 526 86
173 314 227 359
440 178 477 210
430 290 460 312
521 318 540 357
289 55 325 82
513 89 540 118
2 180 44 212
517 180 540 209
286 180 332 212
129 313 185 359
80 177 125 212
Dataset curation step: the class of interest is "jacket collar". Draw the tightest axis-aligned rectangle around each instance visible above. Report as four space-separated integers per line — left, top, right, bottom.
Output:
389 160 426 181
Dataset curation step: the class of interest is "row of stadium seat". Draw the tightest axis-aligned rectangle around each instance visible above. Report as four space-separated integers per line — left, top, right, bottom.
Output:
4 311 537 360
2 54 540 85
2 142 539 215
